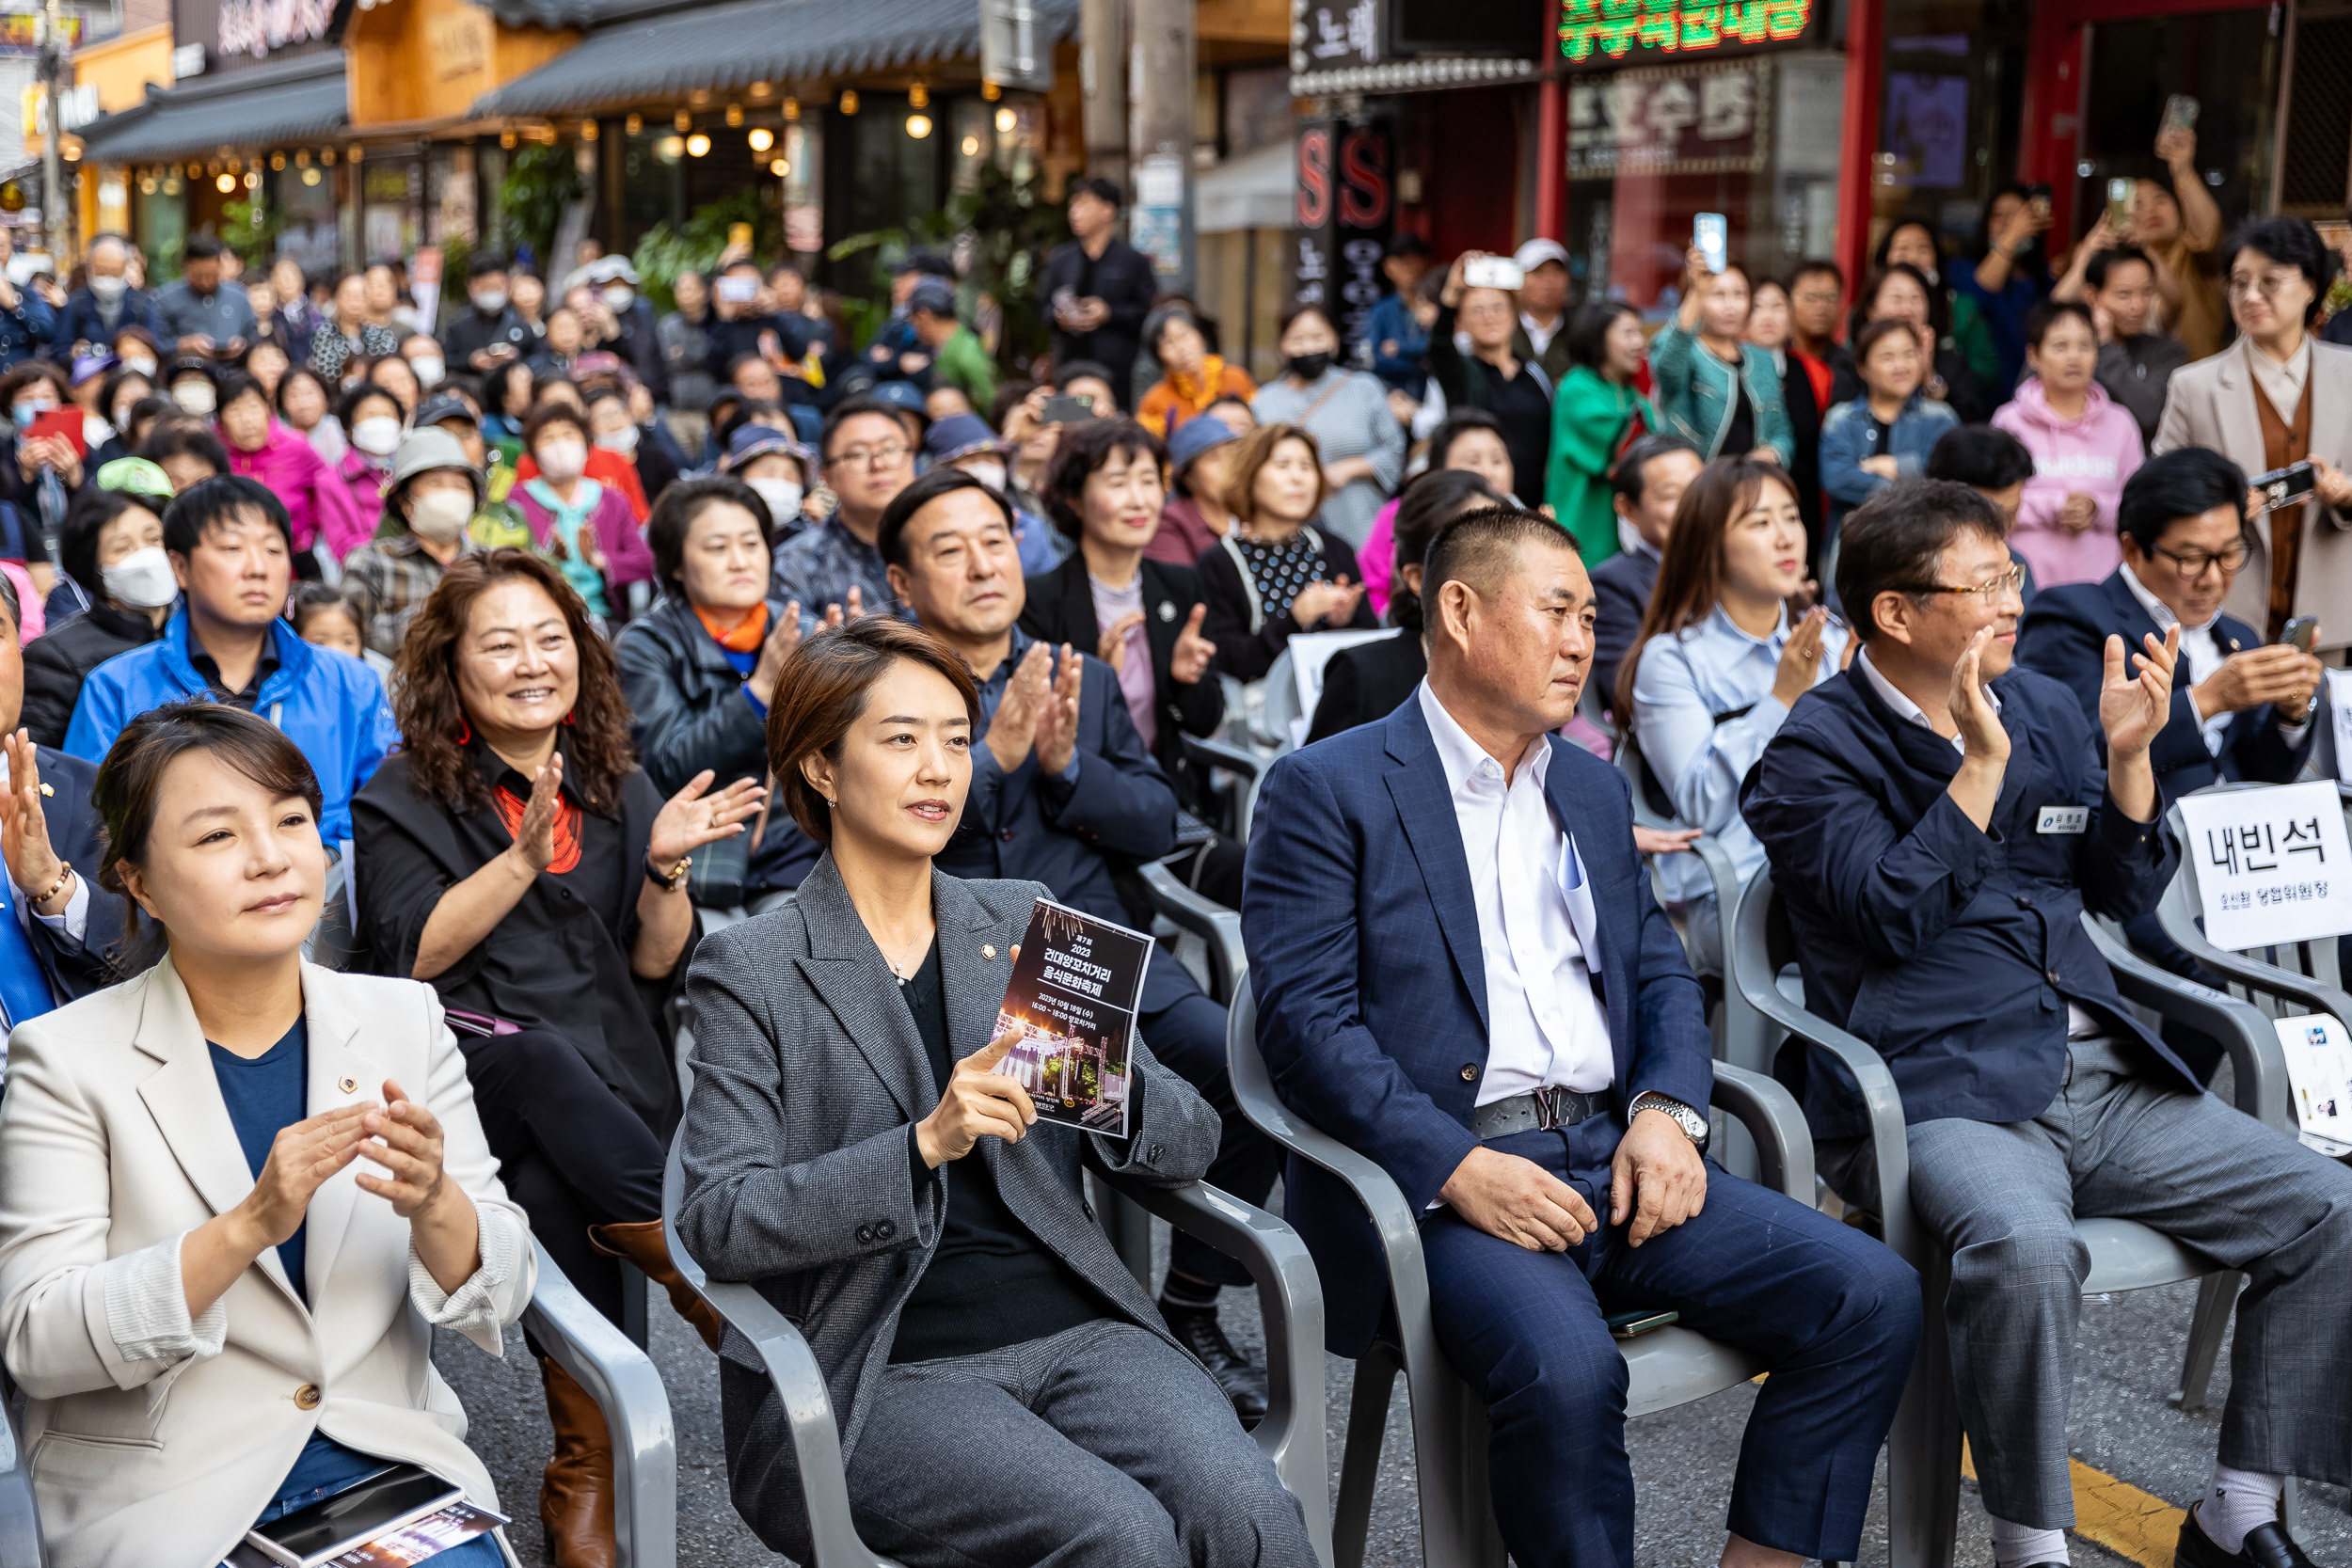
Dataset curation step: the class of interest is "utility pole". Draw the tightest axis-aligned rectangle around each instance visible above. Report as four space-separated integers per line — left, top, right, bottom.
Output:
37 0 68 262
1131 0 1193 296
1078 0 1127 191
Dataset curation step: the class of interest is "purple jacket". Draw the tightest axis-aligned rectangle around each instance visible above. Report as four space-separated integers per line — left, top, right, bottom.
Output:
1993 377 2145 590
512 479 656 586
227 420 371 560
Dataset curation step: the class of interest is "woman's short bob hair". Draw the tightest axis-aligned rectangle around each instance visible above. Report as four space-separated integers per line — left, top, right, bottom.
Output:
765 619 980 846
94 700 323 968
1041 417 1167 539
1224 421 1327 525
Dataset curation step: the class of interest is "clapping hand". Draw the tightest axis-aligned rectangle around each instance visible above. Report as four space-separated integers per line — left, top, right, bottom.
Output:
1030 644 1085 779
985 641 1056 773
0 730 66 915
2100 625 2179 760
2058 492 2101 534
746 601 804 707
1290 577 1364 630
1169 603 1216 686
1948 626 2010 768
1096 610 1146 673
648 769 770 866
235 1104 376 1250
1771 607 1832 709
2313 457 2352 512
354 1078 453 1221
506 753 565 873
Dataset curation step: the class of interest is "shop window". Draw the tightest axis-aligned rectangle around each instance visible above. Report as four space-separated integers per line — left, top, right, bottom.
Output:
948 95 1041 194
1872 0 2029 257
2074 10 2276 234
848 94 944 238
621 119 683 240
269 163 341 278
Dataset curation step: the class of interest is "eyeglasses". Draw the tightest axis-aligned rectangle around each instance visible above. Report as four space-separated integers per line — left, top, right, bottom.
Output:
825 441 912 471
2227 270 2305 301
1906 563 2026 600
2150 540 2251 577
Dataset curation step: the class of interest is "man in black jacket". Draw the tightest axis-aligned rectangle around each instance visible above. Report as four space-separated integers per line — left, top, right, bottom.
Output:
1040 179 1156 409
439 249 535 372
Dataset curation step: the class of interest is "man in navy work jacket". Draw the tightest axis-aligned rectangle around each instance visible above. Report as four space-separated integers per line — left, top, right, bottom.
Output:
1743 479 2352 1568
1243 503 1920 1568
877 465 1280 1425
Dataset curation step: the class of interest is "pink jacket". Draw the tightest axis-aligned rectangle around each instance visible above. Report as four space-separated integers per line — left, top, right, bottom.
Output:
1992 378 2144 590
227 421 372 562
512 479 656 586
334 450 394 560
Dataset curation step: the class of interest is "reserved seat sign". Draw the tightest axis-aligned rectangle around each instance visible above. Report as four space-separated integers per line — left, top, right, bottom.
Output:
2177 780 2352 951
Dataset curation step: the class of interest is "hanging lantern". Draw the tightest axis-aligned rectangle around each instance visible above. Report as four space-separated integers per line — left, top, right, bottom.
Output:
301 167 320 186
783 97 800 121
838 89 858 115
994 105 1016 135
904 111 931 139
294 149 310 167
686 133 711 157
908 82 929 109
624 112 643 135
322 148 337 165
748 126 774 152
500 129 517 149
269 150 285 171
347 144 363 162
769 158 788 177
674 108 692 133
244 169 260 189
961 135 979 157
580 119 599 140
215 173 236 193
750 80 771 98
725 103 743 127
982 80 1001 101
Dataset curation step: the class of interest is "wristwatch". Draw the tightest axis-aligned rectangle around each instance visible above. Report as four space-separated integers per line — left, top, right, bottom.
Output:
1629 1092 1710 1152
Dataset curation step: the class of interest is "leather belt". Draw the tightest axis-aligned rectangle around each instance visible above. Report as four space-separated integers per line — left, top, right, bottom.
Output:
1471 1085 1609 1141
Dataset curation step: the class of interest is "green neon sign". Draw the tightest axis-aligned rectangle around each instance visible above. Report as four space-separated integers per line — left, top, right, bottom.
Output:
1560 0 1815 63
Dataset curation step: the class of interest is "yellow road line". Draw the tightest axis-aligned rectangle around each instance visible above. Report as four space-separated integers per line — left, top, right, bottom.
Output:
1961 1442 2185 1568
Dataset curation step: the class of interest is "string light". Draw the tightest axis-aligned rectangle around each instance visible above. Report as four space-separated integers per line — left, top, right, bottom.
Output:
301 167 320 186
724 103 743 127
685 133 711 157
982 81 1001 101
838 89 858 115
748 127 773 152
624 112 643 135
215 173 236 193
770 158 787 177
961 135 979 156
675 108 692 133
783 97 800 121
904 112 930 138
995 106 1016 135
580 119 598 140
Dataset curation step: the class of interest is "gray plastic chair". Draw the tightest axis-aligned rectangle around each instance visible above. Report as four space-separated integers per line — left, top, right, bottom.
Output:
1226 977 1816 1568
660 1132 1336 1568
1181 732 1271 846
1731 869 2296 1568
0 1377 38 1567
2154 790 2352 1019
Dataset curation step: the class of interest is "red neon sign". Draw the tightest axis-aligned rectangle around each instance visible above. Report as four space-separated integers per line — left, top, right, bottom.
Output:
1559 0 1814 63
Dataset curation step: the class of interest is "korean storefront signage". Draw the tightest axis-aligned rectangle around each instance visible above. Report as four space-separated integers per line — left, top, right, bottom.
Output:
1304 0 1380 69
218 0 332 60
2176 781 2352 952
0 14 80 55
1568 56 1766 182
1291 119 1393 356
1561 0 1814 62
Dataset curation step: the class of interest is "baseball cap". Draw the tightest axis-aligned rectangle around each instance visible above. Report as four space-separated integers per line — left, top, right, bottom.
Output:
923 413 1004 467
1167 413 1237 473
868 379 930 419
906 279 957 317
97 456 173 499
413 391 478 431
723 422 816 473
891 248 955 278
1513 238 1570 273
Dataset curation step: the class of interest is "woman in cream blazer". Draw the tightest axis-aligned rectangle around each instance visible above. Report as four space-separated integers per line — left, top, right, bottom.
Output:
0 701 534 1568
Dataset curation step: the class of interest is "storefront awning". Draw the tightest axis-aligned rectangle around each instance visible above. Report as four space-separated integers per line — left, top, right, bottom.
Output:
1197 143 1294 233
75 53 348 164
469 0 1079 118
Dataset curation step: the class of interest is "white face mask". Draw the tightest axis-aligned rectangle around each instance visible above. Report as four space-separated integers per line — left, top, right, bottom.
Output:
471 289 508 314
600 285 634 314
961 458 1008 493
171 381 215 415
748 477 803 522
594 425 639 455
88 275 127 303
101 545 177 609
409 356 446 389
119 355 156 378
406 485 473 541
535 437 589 483
350 415 403 457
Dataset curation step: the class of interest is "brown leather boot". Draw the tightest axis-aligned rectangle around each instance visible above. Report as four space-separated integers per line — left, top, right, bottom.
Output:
588 1218 725 1353
538 1354 615 1568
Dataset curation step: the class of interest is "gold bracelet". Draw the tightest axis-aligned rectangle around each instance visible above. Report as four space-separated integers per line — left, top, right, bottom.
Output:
644 853 691 894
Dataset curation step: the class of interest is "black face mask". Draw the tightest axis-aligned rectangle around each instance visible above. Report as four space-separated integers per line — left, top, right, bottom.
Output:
1286 351 1332 381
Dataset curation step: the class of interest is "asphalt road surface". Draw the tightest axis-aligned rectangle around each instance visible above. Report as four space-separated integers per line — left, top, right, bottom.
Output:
436 1219 2352 1566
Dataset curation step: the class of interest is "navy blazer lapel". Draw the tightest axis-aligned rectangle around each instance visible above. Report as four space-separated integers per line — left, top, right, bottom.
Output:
792 857 933 1119
1382 702 1489 1035
2100 569 2160 646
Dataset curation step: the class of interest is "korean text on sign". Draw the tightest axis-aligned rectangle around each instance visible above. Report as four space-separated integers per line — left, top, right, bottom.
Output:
1560 0 1814 62
2176 780 2352 951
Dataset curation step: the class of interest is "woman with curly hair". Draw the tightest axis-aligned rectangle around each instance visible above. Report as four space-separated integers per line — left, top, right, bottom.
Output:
348 547 762 1567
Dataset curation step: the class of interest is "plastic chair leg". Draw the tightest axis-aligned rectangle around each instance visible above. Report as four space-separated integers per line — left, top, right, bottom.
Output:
1887 1246 1963 1568
2173 1269 2240 1414
1333 1342 1400 1568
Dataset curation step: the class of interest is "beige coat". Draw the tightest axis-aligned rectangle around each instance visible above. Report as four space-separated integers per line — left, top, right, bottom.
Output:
2153 336 2352 649
0 958 534 1568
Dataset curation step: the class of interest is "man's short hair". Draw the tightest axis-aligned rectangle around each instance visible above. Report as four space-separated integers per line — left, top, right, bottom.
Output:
2223 216 2340 326
182 235 225 264
1610 434 1703 503
876 466 1016 571
1385 234 1429 261
161 474 293 558
467 250 510 279
819 394 909 460
1925 425 2037 492
1070 176 1122 210
2117 447 2248 556
1834 479 2008 642
136 420 230 478
1423 505 1581 611
0 569 21 637
2082 245 2153 291
1791 258 1844 292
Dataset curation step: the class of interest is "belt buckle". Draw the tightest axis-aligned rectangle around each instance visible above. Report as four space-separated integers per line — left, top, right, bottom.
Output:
1531 1085 1565 1131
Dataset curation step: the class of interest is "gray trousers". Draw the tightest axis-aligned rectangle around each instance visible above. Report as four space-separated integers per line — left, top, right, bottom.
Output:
844 1320 1313 1567
1905 1037 2352 1528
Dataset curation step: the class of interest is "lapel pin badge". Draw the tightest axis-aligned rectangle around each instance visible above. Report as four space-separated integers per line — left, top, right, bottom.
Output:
1158 601 1177 622
337 1075 358 1094
36 783 51 798
982 944 997 959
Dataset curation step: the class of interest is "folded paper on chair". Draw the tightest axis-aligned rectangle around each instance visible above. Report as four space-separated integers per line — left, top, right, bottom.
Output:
2276 1013 2352 1158
991 897 1151 1137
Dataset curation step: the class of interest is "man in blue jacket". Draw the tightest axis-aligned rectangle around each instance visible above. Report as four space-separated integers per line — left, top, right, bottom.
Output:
48 234 152 361
64 476 397 847
878 465 1279 1424
1244 504 1919 1568
1744 479 2352 1568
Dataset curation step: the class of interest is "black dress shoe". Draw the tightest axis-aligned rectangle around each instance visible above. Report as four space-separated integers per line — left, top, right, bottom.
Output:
1160 1302 1269 1428
2176 1504 2321 1568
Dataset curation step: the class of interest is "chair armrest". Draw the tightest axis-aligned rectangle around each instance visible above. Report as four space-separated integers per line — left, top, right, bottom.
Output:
2082 914 2293 1131
1101 1177 1334 1567
1138 860 1246 1006
1181 732 1265 783
1708 1062 1814 1206
2153 879 2352 1027
524 1259 679 1568
0 1376 41 1568
1728 873 1917 1259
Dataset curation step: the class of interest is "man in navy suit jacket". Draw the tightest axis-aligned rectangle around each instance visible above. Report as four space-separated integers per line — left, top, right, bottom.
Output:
879 465 1280 1425
1243 506 1918 1568
1744 480 2352 1568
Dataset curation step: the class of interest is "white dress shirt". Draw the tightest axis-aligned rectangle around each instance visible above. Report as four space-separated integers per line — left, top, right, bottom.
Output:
0 753 86 946
2118 562 2308 755
1857 651 2098 1038
1521 311 1562 358
2247 333 2312 424
1418 681 1614 1103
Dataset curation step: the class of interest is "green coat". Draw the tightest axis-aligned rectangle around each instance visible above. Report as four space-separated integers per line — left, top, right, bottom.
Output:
1544 366 1656 567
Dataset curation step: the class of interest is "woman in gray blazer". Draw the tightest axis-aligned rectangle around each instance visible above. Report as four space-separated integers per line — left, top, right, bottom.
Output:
675 616 1313 1567
0 702 532 1568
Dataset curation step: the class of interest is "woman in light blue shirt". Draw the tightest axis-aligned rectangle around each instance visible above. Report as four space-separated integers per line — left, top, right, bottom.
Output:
1619 455 1848 971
